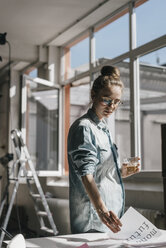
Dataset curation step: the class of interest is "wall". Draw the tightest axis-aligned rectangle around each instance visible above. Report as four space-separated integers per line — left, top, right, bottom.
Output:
124 171 165 229
0 78 9 198
142 113 166 170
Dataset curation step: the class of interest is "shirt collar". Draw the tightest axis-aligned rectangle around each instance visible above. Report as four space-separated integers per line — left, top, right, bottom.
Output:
87 108 109 131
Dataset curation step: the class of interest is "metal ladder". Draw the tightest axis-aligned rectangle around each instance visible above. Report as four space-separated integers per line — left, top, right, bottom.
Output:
0 129 58 246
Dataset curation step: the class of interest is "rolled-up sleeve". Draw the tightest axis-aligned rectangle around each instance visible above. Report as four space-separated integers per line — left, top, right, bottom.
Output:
68 125 99 176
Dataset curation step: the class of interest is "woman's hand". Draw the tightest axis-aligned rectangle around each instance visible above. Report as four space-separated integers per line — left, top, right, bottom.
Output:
121 157 140 178
82 174 122 233
97 208 122 233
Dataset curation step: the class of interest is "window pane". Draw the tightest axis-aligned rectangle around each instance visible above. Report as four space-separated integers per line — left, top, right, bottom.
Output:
22 79 59 172
70 77 90 125
69 37 89 79
139 47 166 171
29 68 38 78
139 47 166 66
136 0 166 46
114 61 131 163
95 13 129 60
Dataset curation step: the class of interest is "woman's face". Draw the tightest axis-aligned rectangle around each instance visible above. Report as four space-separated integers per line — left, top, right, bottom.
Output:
92 85 122 120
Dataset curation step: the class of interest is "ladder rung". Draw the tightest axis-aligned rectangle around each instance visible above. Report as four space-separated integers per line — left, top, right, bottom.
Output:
37 211 48 216
27 177 34 181
40 226 54 234
30 193 41 198
9 178 18 181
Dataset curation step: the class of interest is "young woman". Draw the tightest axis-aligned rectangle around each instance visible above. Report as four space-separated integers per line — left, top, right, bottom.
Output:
67 65 140 234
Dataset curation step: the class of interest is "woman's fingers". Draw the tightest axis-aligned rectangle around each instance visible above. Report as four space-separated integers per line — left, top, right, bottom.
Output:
104 215 121 233
109 210 122 226
105 221 121 233
98 209 122 233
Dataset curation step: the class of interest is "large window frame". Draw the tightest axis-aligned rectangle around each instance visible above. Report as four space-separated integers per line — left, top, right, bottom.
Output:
21 74 63 177
62 0 166 173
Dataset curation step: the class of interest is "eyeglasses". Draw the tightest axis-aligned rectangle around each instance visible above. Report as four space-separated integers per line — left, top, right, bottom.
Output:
101 97 123 107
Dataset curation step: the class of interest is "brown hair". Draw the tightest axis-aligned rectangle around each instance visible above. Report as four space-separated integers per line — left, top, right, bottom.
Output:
91 65 124 98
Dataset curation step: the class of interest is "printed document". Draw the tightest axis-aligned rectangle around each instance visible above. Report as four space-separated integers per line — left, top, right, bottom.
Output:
107 207 166 247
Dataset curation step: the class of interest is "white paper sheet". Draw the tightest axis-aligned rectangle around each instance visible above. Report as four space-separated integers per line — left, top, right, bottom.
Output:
123 230 166 247
107 207 166 247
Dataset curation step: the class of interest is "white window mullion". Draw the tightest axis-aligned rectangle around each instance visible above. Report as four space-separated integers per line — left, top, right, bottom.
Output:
129 1 141 157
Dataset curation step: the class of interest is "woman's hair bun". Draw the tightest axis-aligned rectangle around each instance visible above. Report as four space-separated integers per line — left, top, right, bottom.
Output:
101 65 120 80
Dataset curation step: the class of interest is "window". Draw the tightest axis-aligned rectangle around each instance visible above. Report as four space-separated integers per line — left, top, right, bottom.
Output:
114 61 131 163
21 75 61 176
139 47 166 66
63 0 166 174
70 77 90 125
95 12 129 61
139 47 166 171
69 37 89 79
136 0 166 46
29 68 38 78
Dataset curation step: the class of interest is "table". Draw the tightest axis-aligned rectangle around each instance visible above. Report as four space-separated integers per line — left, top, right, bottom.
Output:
4 230 166 248
22 233 123 248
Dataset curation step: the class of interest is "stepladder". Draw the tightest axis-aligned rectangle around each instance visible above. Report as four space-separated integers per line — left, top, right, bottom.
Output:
0 129 58 247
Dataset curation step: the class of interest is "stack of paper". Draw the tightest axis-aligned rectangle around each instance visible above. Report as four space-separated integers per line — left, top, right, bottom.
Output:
107 207 166 247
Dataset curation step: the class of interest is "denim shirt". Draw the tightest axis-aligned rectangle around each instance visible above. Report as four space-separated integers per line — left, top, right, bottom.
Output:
67 108 125 234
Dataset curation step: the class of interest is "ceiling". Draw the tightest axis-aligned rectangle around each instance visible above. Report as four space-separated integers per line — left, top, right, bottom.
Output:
0 0 130 71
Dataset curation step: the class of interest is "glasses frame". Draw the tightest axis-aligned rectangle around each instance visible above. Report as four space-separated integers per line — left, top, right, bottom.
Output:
100 97 123 107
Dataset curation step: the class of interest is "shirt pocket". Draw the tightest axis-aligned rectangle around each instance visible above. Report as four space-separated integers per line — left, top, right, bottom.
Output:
98 147 110 164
